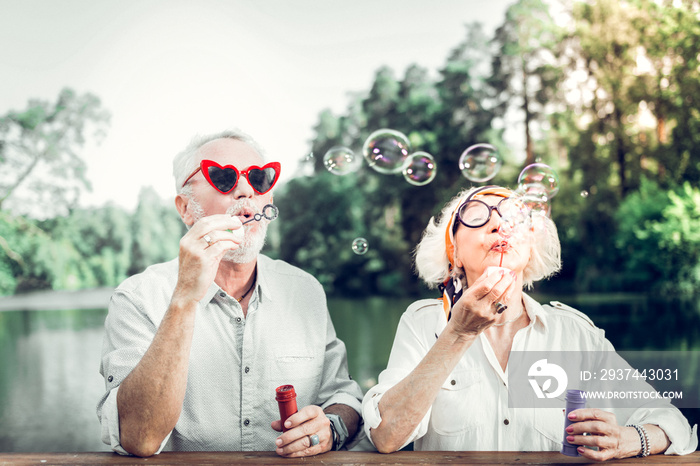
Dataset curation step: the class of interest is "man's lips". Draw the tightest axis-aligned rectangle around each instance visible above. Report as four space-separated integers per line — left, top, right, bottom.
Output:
231 209 254 222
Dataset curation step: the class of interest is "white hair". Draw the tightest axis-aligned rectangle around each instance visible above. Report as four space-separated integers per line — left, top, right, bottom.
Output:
414 187 562 290
173 128 267 194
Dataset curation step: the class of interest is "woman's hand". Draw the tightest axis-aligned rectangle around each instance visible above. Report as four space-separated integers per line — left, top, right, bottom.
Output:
448 269 517 336
565 408 643 460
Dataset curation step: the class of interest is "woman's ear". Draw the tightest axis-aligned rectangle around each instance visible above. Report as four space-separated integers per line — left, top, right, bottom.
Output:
453 244 464 269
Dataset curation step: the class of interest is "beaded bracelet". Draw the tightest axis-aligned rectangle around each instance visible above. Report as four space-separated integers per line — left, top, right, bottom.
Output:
627 424 650 457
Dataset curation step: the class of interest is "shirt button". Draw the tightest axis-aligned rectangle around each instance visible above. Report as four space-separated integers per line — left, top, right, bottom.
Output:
236 317 242 323
450 380 456 386
244 366 250 373
504 419 510 425
244 419 250 426
107 375 113 382
219 292 226 298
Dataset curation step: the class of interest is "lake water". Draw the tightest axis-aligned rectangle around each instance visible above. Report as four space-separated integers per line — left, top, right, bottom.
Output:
1 293 698 452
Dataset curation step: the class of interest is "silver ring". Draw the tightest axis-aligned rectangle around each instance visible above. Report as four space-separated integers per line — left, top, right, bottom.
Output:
203 234 212 246
495 302 507 314
309 434 320 446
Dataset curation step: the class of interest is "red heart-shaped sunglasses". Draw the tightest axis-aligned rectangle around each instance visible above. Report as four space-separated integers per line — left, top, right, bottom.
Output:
182 160 281 195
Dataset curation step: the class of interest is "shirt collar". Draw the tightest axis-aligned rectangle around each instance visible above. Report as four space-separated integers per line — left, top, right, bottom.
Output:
522 292 548 331
199 255 273 306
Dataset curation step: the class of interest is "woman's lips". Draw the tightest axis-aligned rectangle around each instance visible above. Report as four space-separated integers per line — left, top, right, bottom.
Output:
491 240 511 252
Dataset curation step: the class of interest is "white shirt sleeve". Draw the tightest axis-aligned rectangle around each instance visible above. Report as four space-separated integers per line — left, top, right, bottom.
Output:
361 301 437 449
625 407 699 455
96 289 172 455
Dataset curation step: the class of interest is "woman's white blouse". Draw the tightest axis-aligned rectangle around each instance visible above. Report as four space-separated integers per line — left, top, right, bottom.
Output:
362 294 698 454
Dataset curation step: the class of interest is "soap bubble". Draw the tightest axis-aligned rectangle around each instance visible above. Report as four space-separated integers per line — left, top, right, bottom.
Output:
402 151 437 186
496 197 531 239
517 163 560 198
458 144 502 182
518 189 550 219
352 237 369 255
362 129 411 174
497 189 550 240
323 146 362 175
299 152 315 176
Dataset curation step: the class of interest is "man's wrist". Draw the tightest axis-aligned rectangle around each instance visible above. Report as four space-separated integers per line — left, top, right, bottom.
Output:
326 413 348 451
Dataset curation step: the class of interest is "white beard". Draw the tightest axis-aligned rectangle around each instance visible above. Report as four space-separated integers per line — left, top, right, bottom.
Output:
187 196 268 264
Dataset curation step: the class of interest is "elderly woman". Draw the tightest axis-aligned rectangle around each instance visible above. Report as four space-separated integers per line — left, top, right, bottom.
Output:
361 186 698 460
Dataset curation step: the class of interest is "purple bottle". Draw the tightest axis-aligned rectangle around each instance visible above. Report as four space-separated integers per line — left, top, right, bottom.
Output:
561 389 586 456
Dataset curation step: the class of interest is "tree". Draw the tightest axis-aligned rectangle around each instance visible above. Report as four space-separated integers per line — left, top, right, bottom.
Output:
0 88 110 217
491 0 566 166
128 187 185 275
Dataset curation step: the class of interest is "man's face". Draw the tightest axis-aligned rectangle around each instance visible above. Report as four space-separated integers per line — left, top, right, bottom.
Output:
182 138 275 263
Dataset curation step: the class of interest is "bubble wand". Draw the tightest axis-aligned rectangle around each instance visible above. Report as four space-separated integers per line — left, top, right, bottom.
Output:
241 204 279 225
228 204 279 233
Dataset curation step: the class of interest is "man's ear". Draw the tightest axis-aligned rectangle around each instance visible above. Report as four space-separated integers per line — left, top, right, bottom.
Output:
175 194 195 227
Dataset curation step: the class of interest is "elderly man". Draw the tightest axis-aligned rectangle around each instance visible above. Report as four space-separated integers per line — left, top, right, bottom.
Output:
97 129 363 457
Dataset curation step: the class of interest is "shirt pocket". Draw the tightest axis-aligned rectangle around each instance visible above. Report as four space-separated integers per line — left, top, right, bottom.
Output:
268 351 322 406
430 369 484 436
533 407 565 448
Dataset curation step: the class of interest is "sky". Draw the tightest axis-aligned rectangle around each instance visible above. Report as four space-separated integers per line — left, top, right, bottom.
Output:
1 0 515 211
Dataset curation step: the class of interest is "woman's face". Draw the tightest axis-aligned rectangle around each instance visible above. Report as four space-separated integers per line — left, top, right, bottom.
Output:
453 194 532 286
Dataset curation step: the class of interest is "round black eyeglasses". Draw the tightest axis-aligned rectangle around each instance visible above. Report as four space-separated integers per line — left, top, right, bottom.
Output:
455 197 518 229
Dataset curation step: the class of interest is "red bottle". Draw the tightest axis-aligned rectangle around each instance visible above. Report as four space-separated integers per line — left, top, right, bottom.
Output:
275 385 298 432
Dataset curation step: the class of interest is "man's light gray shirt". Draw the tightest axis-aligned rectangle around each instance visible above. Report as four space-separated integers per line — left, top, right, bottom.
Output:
97 255 363 454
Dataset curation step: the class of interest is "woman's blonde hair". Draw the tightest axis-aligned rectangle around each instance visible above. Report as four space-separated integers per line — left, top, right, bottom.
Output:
414 186 561 289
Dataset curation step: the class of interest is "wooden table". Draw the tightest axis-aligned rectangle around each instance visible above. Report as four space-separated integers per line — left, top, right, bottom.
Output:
0 451 698 465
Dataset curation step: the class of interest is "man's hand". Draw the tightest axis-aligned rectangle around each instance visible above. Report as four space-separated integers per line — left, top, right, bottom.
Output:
272 405 332 457
174 214 243 304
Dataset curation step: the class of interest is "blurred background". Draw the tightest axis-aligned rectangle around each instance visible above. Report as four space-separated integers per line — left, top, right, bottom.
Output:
1 0 699 453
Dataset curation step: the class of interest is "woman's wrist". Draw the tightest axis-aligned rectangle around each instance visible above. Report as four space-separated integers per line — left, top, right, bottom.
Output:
623 425 648 458
443 322 479 346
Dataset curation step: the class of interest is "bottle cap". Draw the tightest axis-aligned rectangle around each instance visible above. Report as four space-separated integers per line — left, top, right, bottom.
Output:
275 384 296 402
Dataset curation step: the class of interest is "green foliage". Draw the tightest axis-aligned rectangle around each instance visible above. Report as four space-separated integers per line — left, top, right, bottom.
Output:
0 212 52 293
491 0 566 165
4 0 700 300
0 191 185 296
129 187 185 275
616 179 700 296
0 88 110 217
275 0 700 298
